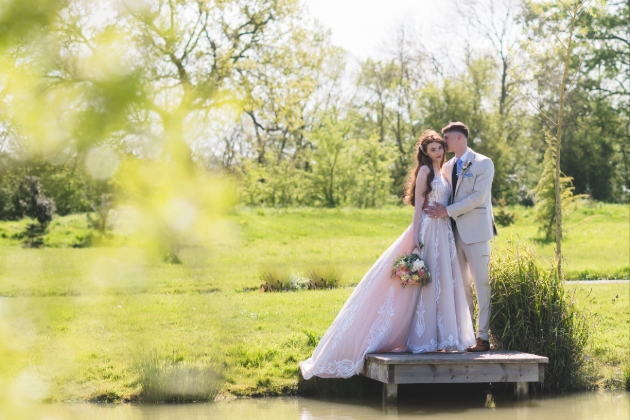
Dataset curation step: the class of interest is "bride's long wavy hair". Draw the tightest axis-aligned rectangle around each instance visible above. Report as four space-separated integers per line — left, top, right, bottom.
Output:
403 130 447 206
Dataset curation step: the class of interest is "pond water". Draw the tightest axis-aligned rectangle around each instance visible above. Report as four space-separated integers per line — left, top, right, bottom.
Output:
40 391 628 419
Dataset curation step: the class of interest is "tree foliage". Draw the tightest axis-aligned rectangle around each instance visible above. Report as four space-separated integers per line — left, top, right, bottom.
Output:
0 0 626 229
533 134 585 241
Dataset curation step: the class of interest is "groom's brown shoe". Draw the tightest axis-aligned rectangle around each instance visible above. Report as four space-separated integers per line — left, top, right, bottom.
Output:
468 337 490 352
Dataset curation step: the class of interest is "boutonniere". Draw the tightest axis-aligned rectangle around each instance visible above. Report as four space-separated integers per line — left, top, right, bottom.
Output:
461 160 472 174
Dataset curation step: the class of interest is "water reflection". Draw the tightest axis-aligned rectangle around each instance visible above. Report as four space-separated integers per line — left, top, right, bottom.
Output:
42 392 628 420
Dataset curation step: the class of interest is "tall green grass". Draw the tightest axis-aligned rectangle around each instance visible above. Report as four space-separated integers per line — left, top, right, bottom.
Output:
134 350 222 403
259 266 294 291
258 264 342 291
490 242 590 390
304 265 342 289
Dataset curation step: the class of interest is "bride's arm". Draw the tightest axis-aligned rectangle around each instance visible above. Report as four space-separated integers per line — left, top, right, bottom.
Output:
411 166 429 250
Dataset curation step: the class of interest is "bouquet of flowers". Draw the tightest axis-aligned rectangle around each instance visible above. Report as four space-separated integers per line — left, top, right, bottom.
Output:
391 243 431 288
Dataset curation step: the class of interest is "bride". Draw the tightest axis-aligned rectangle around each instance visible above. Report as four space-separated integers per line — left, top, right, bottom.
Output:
300 130 476 380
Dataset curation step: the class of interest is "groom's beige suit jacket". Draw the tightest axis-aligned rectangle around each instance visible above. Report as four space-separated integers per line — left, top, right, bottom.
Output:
443 149 497 244
444 148 496 341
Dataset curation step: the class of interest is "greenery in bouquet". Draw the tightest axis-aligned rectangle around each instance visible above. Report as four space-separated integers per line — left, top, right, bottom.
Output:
391 243 431 288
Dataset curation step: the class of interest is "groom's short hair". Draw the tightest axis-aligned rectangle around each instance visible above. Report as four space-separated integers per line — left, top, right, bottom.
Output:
442 122 469 139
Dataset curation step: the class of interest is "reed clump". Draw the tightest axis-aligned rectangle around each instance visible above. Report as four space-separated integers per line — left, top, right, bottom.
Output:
135 350 222 402
259 265 342 292
304 265 342 289
259 267 295 291
489 242 589 391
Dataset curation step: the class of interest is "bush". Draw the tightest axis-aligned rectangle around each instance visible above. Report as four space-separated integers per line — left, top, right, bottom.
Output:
6 176 56 224
489 242 589 390
493 206 516 227
0 155 106 218
15 177 56 248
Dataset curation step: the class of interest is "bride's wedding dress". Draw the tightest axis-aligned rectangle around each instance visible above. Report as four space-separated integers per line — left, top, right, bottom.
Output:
300 171 475 379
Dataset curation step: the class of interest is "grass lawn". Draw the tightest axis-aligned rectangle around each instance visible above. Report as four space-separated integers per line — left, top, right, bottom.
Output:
0 203 627 401
569 283 630 390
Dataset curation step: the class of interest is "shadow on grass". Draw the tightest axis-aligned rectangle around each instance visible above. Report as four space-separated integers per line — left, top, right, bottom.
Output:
531 236 554 245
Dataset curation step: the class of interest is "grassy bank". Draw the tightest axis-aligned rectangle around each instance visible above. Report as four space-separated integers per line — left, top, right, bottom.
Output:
1 279 626 401
1 203 628 283
0 204 627 401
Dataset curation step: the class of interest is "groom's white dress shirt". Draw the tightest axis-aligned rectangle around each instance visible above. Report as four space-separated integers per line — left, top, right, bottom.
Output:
446 147 470 218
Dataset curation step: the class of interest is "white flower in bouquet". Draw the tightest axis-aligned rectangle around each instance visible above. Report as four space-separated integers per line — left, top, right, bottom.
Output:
412 260 425 272
412 248 421 256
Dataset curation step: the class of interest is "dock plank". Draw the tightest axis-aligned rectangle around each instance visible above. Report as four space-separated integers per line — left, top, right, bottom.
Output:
365 350 548 365
393 363 541 383
362 350 548 404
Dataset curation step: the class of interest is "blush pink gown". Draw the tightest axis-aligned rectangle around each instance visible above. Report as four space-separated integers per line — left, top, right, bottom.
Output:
300 172 475 379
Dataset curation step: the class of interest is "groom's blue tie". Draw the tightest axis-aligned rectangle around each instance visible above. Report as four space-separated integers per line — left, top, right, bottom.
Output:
451 159 462 230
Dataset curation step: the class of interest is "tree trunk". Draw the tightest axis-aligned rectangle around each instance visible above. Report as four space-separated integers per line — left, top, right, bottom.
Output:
162 111 194 170
554 3 579 279
499 56 508 116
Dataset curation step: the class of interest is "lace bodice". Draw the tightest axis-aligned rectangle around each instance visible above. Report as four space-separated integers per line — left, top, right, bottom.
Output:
425 173 451 207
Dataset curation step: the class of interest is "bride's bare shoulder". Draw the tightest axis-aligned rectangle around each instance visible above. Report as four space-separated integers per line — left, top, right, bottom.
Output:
419 165 431 174
416 165 430 180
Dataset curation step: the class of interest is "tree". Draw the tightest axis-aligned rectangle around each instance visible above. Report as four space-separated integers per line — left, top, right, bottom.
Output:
350 134 397 208
576 0 629 201
533 133 583 241
455 0 523 116
518 0 606 275
120 0 306 167
354 27 431 197
236 19 340 167
311 118 352 207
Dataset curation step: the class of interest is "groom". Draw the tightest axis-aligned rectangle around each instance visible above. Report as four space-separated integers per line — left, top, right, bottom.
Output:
425 122 497 352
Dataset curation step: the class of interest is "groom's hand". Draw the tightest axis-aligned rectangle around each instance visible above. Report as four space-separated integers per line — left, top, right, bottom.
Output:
425 203 448 218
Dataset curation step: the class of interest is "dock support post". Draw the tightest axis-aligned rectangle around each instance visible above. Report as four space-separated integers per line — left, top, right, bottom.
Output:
514 382 529 400
382 383 397 405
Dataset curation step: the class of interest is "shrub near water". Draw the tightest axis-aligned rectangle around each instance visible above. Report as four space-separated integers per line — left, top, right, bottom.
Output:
135 351 222 403
489 242 589 390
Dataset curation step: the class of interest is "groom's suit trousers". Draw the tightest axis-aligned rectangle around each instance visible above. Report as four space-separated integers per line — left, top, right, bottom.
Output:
453 225 491 341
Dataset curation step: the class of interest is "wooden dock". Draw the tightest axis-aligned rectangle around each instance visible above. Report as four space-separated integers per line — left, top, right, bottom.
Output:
362 350 549 404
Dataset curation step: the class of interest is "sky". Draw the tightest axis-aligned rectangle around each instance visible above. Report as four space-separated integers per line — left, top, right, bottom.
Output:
301 0 469 64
